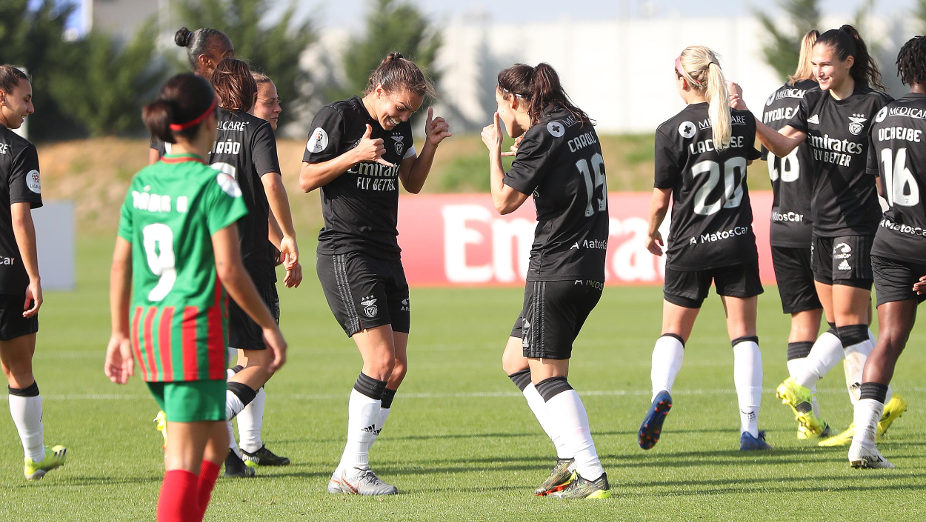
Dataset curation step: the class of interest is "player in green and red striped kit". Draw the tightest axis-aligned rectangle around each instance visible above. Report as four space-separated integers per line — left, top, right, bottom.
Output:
105 73 286 522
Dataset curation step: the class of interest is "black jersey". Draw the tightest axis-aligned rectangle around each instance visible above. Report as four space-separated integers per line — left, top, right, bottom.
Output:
0 127 43 294
654 102 761 271
504 105 609 282
786 85 891 237
149 135 167 158
302 96 416 258
208 107 280 277
868 93 926 263
762 79 816 247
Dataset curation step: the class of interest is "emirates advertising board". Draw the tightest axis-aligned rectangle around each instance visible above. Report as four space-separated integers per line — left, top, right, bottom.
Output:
396 192 774 286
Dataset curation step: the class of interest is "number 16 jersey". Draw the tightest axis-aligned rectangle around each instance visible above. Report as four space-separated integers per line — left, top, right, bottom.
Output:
654 102 761 270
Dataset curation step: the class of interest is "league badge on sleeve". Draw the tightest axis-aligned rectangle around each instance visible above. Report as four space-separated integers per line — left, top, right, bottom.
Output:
306 127 329 153
547 121 565 137
26 170 41 194
678 121 696 139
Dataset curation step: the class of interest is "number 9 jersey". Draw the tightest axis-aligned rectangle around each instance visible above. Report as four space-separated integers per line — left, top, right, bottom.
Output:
654 103 761 270
504 105 609 282
117 154 249 382
868 92 926 263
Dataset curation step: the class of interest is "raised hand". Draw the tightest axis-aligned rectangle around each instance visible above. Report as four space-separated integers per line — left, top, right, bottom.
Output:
481 112 504 153
501 135 524 157
355 124 393 167
425 106 452 147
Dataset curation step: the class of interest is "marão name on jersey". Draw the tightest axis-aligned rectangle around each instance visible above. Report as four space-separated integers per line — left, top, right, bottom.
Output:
876 126 923 143
212 139 241 155
132 190 189 214
880 217 926 237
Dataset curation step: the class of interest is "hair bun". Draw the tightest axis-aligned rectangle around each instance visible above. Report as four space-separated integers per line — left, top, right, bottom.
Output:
175 27 193 47
385 52 404 63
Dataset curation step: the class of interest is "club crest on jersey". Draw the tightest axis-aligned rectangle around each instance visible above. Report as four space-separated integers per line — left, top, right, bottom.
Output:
306 127 328 153
547 121 565 137
678 121 697 139
26 170 41 194
360 295 378 318
875 106 888 123
391 135 404 155
848 113 867 135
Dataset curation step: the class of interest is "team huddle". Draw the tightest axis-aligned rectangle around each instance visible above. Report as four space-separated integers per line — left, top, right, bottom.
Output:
1 19 925 519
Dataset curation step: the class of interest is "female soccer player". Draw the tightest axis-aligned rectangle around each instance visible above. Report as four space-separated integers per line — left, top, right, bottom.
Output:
148 26 234 164
209 58 301 476
105 72 286 520
0 65 66 481
848 35 926 468
761 30 838 440
484 63 611 498
640 46 769 452
300 52 450 495
251 73 282 131
733 25 905 445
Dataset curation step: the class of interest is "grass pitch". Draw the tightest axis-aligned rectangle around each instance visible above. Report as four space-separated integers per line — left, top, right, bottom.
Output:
1 233 925 520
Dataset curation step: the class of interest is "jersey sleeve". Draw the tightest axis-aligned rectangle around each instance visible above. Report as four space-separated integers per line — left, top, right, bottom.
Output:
303 106 345 164
9 142 43 209
204 173 249 235
785 94 810 133
252 122 282 177
653 127 682 189
117 182 135 242
504 128 555 195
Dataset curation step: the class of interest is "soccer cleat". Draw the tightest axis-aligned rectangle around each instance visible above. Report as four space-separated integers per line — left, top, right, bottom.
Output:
775 378 827 436
534 458 576 496
224 449 255 478
552 472 611 499
877 394 907 438
740 430 773 450
24 445 67 481
334 468 398 496
241 445 290 468
819 424 854 447
154 410 167 450
638 390 672 450
848 441 894 469
327 468 345 494
797 422 831 440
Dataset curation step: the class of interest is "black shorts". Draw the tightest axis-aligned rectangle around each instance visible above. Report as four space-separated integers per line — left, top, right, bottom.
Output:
771 245 821 314
872 255 926 307
228 281 279 351
811 235 873 289
0 293 38 341
510 279 602 360
317 252 410 337
663 262 763 309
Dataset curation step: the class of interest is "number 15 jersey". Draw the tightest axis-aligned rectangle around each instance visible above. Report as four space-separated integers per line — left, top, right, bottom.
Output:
654 102 761 270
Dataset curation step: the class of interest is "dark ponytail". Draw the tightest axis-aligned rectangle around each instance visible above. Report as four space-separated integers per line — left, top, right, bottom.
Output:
497 63 591 126
175 26 233 74
0 65 29 94
364 52 436 98
142 73 215 143
816 24 885 91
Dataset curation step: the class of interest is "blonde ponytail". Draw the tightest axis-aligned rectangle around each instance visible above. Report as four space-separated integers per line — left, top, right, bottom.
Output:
678 46 731 149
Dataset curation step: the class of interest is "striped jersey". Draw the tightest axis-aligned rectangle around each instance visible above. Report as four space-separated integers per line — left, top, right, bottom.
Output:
117 154 248 382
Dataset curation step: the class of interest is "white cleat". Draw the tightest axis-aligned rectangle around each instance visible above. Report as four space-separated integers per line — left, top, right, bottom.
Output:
848 442 894 469
332 467 398 495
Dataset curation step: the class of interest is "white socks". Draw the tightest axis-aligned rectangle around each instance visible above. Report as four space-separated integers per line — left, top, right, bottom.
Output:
732 339 762 437
339 388 381 473
523 383 568 458
237 387 266 453
9 392 44 462
226 389 247 421
651 335 684 400
853 398 884 446
793 330 843 388
544 390 604 480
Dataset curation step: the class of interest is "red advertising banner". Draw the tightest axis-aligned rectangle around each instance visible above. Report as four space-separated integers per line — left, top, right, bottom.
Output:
397 192 775 286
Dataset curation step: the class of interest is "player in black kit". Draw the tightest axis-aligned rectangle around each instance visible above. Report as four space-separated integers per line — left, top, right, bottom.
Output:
300 53 451 496
482 63 611 499
641 46 770 452
209 59 301 477
848 36 926 468
0 65 67 480
761 30 841 440
733 25 906 447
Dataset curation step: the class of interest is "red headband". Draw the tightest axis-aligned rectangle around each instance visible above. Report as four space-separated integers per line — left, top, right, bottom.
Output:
168 95 217 131
675 56 701 87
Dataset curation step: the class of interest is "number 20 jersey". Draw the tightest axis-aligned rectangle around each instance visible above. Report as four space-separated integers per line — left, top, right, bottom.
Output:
118 155 248 382
654 102 761 270
868 93 926 263
504 105 609 282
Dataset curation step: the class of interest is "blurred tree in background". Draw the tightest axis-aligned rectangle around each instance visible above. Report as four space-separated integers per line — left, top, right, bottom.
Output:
755 0 821 81
175 0 317 128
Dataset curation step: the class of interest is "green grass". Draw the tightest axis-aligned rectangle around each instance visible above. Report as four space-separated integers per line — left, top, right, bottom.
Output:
2 232 925 520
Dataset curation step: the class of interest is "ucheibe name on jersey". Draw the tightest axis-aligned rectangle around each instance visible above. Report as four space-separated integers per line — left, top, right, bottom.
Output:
567 132 598 152
132 190 189 214
688 135 747 154
876 126 923 143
